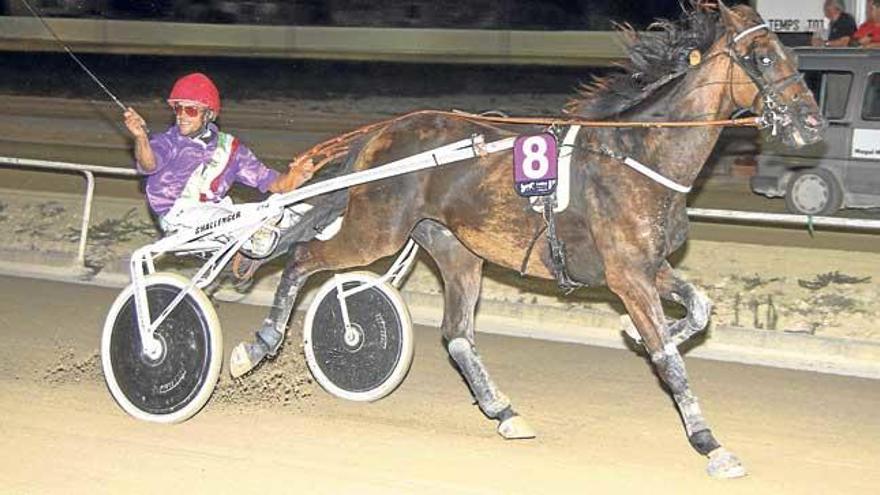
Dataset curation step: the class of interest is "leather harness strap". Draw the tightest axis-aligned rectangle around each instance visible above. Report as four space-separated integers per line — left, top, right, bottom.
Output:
542 194 584 293
518 194 583 293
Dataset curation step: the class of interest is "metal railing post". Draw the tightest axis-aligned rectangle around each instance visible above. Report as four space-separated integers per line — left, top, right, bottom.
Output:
77 170 95 267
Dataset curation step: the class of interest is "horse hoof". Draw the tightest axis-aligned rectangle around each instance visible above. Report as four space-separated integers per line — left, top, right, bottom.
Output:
229 342 263 378
706 448 747 479
497 416 536 440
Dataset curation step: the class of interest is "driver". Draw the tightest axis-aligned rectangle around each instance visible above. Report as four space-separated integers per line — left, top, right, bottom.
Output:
123 72 315 281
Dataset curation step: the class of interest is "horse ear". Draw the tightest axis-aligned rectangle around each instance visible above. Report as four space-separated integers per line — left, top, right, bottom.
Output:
717 1 743 30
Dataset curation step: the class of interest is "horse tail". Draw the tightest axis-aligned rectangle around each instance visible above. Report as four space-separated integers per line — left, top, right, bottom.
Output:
339 132 371 174
299 129 377 224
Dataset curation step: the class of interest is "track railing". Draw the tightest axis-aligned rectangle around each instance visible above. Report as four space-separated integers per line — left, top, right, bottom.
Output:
1 156 879 270
687 208 880 230
0 156 138 268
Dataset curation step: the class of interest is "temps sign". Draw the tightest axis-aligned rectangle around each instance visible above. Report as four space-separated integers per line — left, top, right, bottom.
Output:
754 0 823 32
755 0 869 32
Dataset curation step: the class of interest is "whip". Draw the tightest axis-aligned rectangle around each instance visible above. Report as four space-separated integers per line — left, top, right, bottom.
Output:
19 0 128 111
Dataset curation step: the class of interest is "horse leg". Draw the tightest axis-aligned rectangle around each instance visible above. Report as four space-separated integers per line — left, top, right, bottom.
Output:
411 220 535 439
605 264 746 478
228 258 295 377
229 218 411 378
621 261 712 348
656 261 712 347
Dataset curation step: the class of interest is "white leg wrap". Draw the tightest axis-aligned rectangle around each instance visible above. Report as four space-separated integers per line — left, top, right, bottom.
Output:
448 338 511 418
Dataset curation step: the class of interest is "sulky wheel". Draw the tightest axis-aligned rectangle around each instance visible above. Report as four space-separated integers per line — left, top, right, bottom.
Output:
303 271 414 402
101 272 222 423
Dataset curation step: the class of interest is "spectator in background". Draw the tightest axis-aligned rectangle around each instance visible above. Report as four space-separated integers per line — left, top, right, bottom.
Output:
812 0 857 47
854 0 880 47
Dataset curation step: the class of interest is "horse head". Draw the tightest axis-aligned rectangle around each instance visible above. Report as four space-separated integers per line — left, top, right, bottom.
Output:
717 1 825 147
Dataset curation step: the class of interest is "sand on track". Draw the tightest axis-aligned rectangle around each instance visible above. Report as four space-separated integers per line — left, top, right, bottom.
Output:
1 276 878 494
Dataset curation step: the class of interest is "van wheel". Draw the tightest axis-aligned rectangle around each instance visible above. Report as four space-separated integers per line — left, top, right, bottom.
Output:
785 169 842 216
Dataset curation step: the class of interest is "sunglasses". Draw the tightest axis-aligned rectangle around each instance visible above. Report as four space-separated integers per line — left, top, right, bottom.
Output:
173 104 206 118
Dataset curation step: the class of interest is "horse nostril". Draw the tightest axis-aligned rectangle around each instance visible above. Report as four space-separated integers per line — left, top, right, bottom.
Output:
805 113 825 130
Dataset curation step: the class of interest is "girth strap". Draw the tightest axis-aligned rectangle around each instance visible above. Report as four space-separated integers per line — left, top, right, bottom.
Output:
518 188 585 292
542 194 585 293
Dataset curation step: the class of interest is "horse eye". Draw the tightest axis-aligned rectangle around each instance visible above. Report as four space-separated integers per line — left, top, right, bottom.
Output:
760 56 774 66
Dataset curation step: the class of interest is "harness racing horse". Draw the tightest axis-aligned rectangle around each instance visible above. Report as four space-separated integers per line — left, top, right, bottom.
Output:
231 2 823 478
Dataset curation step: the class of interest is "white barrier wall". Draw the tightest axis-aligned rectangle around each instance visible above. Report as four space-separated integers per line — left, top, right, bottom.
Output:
0 17 626 66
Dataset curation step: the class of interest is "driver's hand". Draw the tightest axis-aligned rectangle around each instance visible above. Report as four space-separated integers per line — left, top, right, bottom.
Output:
124 107 148 139
288 155 316 182
269 155 316 193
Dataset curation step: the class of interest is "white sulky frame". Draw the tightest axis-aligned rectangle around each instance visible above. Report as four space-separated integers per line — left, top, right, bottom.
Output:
128 134 516 356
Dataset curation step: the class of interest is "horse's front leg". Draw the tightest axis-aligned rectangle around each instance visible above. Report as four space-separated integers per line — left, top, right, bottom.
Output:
411 220 535 439
656 261 712 346
605 262 746 478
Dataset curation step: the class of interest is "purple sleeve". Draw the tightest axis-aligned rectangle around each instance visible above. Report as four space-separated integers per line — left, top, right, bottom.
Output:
136 131 173 176
232 142 280 193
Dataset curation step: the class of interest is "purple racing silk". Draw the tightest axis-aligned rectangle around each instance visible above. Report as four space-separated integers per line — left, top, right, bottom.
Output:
137 123 280 216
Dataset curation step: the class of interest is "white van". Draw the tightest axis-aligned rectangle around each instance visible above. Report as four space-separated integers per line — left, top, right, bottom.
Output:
751 48 880 215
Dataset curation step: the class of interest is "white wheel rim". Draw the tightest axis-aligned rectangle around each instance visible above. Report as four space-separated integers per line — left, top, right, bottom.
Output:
791 174 830 215
303 271 414 402
101 272 222 424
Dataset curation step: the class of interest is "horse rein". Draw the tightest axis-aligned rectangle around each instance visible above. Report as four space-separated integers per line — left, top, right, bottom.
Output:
291 109 760 179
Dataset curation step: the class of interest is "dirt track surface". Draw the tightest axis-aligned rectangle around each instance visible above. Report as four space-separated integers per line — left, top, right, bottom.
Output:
1 275 878 494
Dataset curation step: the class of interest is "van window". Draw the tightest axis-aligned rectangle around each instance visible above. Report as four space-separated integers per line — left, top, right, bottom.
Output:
862 73 880 120
802 70 852 120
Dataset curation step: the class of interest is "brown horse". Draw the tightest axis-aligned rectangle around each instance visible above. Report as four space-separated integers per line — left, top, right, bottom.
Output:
231 2 823 478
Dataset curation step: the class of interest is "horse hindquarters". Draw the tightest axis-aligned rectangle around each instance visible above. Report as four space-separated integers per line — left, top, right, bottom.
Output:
411 220 535 439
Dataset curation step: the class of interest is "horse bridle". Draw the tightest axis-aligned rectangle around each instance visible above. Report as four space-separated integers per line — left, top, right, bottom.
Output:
725 22 806 136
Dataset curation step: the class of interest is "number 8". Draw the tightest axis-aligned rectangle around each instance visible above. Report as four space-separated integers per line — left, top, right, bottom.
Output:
520 136 550 179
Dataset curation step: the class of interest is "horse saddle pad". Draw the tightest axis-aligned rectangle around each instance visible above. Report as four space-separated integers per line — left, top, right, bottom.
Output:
511 126 580 213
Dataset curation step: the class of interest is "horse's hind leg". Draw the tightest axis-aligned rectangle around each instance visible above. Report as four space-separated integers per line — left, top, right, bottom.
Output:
411 220 535 439
229 217 411 378
656 261 712 347
605 262 746 478
229 253 304 377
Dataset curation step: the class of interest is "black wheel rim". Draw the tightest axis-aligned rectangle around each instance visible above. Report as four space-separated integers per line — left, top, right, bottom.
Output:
311 282 405 394
109 284 213 416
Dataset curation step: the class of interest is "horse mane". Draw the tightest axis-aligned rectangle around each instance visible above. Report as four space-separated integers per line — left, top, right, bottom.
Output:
564 5 719 119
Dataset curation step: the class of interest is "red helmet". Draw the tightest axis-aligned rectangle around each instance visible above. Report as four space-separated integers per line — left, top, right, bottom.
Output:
167 73 221 116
